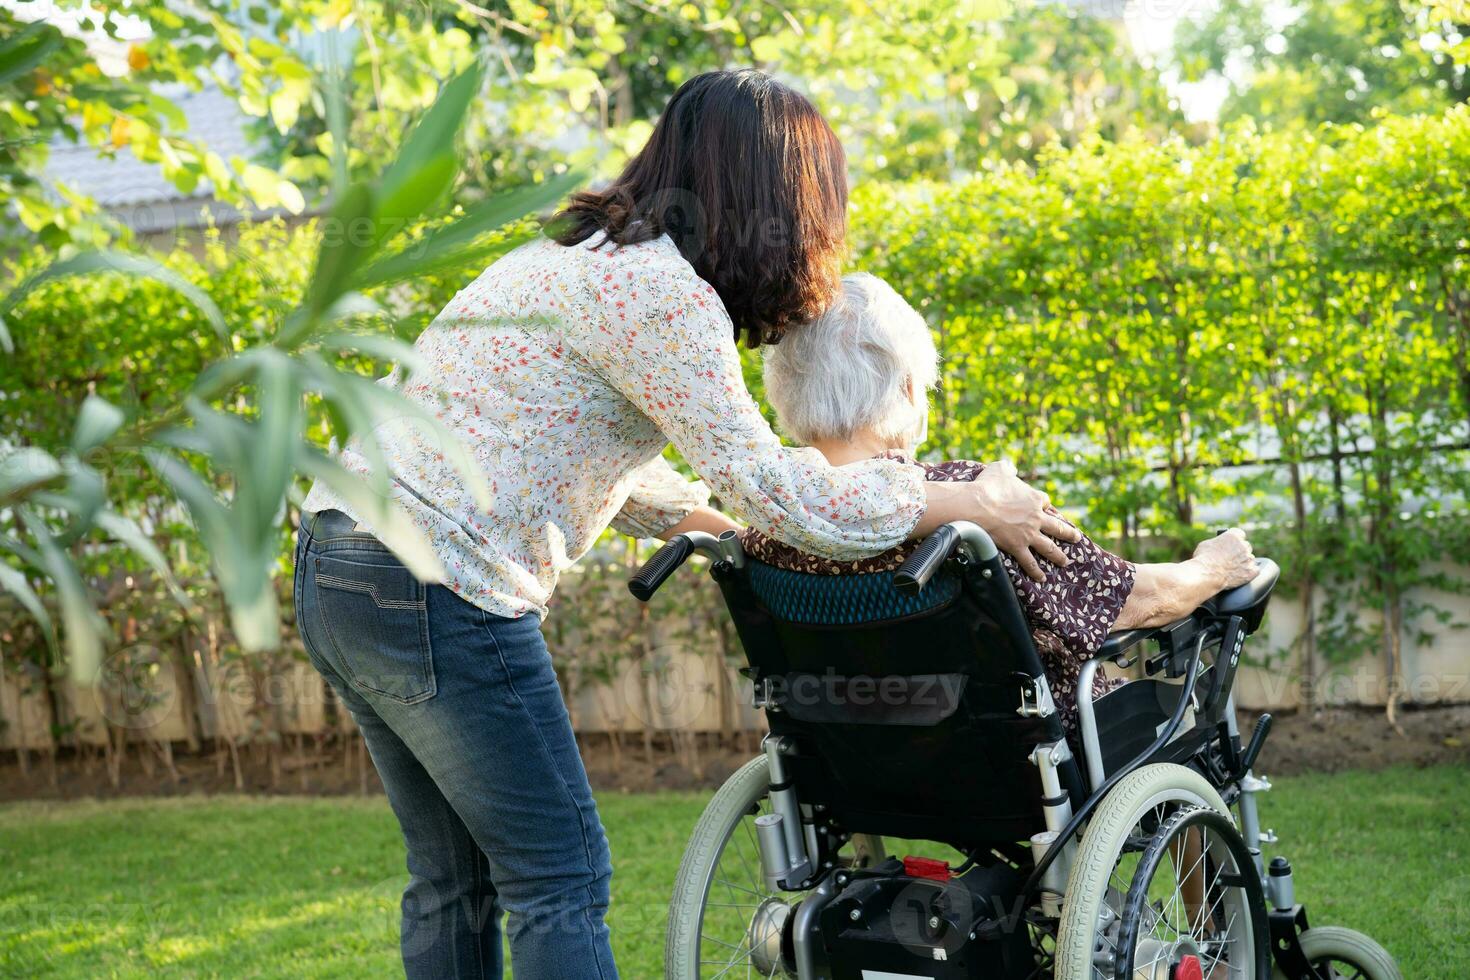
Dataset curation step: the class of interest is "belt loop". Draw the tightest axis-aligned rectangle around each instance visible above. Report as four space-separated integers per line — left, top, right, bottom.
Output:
299 510 318 544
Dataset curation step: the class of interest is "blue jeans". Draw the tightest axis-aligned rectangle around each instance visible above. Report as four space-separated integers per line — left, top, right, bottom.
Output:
294 510 617 979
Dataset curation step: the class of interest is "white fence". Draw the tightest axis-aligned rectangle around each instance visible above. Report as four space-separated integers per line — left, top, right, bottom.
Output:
3 567 1467 751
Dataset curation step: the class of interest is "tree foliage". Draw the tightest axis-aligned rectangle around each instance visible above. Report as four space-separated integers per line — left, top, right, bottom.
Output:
0 4 314 248
1173 0 1469 128
3 0 1193 255
1 54 577 683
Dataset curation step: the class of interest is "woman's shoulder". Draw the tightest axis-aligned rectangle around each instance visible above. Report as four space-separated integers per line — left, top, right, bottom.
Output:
464 233 724 323
576 234 731 336
589 234 719 296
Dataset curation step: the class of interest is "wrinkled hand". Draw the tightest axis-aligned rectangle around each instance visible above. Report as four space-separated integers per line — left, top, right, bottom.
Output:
1193 528 1257 589
974 461 1082 582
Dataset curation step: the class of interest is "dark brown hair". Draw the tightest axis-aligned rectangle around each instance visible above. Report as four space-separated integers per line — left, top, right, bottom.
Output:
550 69 847 346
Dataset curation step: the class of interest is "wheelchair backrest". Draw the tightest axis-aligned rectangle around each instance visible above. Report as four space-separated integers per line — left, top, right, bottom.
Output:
711 549 1087 850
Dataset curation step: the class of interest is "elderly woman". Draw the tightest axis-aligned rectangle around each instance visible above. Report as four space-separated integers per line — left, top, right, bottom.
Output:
742 273 1260 735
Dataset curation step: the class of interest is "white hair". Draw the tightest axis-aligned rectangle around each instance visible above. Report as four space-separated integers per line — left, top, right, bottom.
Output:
763 273 938 446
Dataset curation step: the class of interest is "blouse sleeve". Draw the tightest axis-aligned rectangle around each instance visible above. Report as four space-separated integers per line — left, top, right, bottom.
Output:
574 261 927 560
610 455 711 540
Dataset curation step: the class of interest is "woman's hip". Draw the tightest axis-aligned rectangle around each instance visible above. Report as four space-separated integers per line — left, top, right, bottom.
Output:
293 510 571 734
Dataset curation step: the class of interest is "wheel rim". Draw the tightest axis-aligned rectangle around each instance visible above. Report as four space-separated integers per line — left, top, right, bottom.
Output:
1116 807 1261 980
1080 794 1213 978
693 793 793 978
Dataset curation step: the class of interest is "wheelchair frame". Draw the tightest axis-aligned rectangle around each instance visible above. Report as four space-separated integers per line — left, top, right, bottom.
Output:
635 522 1361 979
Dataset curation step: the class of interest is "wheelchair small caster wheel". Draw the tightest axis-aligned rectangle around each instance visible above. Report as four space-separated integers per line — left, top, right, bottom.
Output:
1269 926 1402 980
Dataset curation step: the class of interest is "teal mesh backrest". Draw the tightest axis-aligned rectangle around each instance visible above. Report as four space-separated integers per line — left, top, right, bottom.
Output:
743 560 960 626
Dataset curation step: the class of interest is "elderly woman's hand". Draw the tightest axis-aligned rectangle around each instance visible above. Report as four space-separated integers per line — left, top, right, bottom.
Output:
1192 528 1258 589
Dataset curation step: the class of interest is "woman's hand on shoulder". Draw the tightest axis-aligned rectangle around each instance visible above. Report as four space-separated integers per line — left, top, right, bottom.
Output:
921 460 1082 582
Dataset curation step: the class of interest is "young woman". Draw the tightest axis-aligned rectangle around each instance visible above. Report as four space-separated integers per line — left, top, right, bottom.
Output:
293 69 1076 979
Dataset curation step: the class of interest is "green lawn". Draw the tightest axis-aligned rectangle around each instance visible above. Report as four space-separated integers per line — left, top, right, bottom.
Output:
2 766 1464 978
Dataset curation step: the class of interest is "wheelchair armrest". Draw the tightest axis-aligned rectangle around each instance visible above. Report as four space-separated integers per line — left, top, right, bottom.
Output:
1097 627 1153 664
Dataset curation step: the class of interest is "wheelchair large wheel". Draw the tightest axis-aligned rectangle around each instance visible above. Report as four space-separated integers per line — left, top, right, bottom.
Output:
1114 804 1269 978
1055 762 1271 978
665 754 897 978
1270 927 1402 980
666 755 786 979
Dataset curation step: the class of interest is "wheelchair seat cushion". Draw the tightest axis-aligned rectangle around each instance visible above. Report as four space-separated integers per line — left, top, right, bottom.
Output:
744 560 960 626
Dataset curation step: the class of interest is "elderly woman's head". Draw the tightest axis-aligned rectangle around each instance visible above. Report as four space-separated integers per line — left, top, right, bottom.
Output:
763 273 937 454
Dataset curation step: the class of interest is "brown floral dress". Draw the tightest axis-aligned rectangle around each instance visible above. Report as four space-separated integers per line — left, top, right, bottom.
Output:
739 454 1136 735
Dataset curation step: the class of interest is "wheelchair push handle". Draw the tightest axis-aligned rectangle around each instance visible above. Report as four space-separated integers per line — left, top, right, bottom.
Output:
893 525 960 596
893 521 998 596
627 530 739 601
628 536 695 601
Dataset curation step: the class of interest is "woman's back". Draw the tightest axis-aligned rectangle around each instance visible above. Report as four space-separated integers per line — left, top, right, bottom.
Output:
303 233 927 620
304 233 715 618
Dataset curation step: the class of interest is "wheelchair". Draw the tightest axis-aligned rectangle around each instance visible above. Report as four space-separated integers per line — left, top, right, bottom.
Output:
629 521 1401 980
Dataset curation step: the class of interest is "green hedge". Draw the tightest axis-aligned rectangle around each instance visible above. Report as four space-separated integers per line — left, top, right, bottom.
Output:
849 107 1470 688
4 108 1466 724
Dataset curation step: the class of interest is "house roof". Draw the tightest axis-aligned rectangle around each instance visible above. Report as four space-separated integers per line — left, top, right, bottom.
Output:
43 85 264 231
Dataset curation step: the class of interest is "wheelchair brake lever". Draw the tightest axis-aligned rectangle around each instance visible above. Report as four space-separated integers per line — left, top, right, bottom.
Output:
1238 713 1272 776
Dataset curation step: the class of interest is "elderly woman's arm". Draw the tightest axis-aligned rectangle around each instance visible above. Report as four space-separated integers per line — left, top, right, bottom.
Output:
1114 530 1259 631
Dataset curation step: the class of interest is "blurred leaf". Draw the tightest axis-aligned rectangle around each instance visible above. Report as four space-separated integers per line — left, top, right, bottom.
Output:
22 512 106 685
324 369 494 512
0 562 56 655
376 61 484 223
320 291 386 323
72 395 126 454
145 450 231 557
378 151 458 226
296 353 391 504
192 350 268 403
303 182 375 320
0 312 11 354
355 171 582 288
320 27 354 194
249 349 302 529
57 461 107 538
316 332 429 375
0 448 64 502
0 21 62 86
146 447 277 652
94 509 191 609
296 447 446 582
2 251 227 342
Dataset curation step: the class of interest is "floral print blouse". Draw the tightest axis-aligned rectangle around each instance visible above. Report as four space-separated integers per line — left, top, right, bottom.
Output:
740 454 1136 733
302 234 928 620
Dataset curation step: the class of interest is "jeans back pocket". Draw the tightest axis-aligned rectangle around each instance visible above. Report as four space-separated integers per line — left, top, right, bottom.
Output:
313 553 436 704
